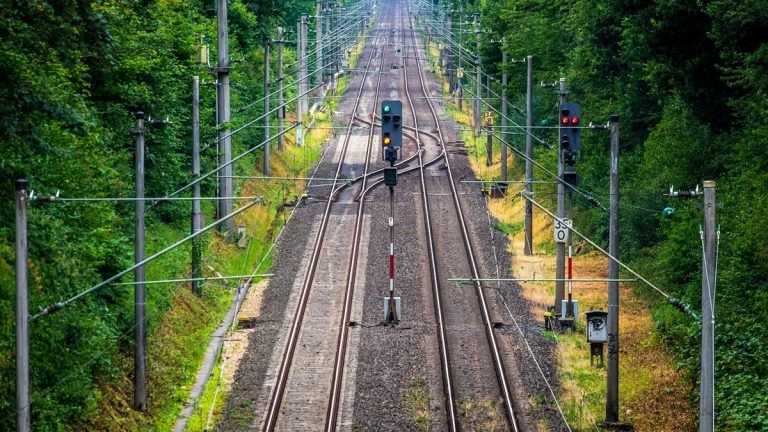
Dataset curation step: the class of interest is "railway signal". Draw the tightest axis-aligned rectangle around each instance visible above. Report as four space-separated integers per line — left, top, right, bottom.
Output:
560 102 582 186
381 100 402 324
381 100 403 165
559 102 581 155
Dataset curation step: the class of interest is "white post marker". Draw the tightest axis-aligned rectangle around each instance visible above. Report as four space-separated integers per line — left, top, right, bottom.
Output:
384 188 400 324
554 218 572 243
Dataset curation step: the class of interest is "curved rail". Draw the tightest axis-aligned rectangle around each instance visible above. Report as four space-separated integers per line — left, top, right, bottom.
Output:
404 3 521 430
324 11 391 430
399 6 460 432
261 22 387 431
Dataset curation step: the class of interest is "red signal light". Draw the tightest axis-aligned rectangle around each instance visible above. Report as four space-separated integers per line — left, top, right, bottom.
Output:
571 117 579 125
562 117 570 125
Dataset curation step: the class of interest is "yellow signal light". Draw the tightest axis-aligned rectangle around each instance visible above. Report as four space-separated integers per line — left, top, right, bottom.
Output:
383 136 391 146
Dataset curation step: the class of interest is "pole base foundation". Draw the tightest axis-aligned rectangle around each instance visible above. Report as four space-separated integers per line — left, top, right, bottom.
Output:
384 297 401 324
598 421 634 431
490 182 508 198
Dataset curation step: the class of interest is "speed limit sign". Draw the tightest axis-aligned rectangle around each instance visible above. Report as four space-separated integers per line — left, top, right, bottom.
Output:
554 218 572 243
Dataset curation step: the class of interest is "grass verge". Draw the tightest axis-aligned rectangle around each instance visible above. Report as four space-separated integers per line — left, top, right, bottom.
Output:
403 377 431 431
178 27 371 430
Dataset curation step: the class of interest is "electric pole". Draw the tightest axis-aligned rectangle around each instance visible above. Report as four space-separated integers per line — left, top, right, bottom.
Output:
301 14 309 115
443 9 452 90
191 77 202 296
700 180 716 432
457 3 463 111
474 12 481 135
485 127 493 167
316 0 324 106
524 55 533 256
500 41 508 182
325 5 331 91
277 27 285 152
264 36 271 176
216 0 233 236
133 112 147 411
15 178 29 432
555 77 567 315
606 115 620 423
296 18 303 145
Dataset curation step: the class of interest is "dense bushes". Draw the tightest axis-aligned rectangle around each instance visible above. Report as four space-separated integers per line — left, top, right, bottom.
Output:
0 0 314 429
455 0 768 429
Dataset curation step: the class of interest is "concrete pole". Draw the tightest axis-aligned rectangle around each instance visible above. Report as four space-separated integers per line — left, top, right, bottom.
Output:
316 1 324 106
524 55 534 256
441 9 448 84
555 78 567 315
457 4 463 111
333 4 339 76
474 13 481 134
191 78 202 296
296 19 303 145
486 74 491 120
325 7 331 90
448 12 454 90
133 112 147 411
216 0 233 236
15 179 30 432
606 115 620 423
328 6 334 77
300 14 309 115
485 124 492 166
277 27 285 152
264 37 271 177
699 180 716 432
500 40 507 183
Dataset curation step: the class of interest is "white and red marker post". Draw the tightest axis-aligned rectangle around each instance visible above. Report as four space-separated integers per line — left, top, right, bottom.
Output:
565 246 573 317
386 186 399 324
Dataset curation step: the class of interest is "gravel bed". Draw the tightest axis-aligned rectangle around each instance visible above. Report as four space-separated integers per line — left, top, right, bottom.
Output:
218 29 382 431
218 2 567 430
432 74 569 432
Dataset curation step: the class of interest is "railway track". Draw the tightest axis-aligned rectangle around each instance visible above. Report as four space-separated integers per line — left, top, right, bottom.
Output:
259 1 520 430
260 11 389 430
400 1 521 430
259 2 444 429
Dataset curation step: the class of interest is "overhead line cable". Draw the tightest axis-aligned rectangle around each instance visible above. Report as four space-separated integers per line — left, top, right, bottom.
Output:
521 193 695 317
488 129 606 210
31 199 263 320
153 123 299 206
201 84 321 152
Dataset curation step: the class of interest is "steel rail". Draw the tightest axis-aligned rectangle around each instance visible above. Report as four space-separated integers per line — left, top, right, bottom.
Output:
358 150 445 197
324 7 391 429
406 3 521 430
261 21 385 431
400 5 460 431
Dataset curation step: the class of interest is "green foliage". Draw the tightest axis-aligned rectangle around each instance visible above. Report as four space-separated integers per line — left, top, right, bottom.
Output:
441 0 768 428
0 0 317 430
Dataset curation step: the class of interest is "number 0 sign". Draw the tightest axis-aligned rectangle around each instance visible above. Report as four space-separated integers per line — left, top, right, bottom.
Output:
554 218 572 243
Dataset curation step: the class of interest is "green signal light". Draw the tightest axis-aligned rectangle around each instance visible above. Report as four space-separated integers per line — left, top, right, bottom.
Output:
662 207 675 218
384 105 391 114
